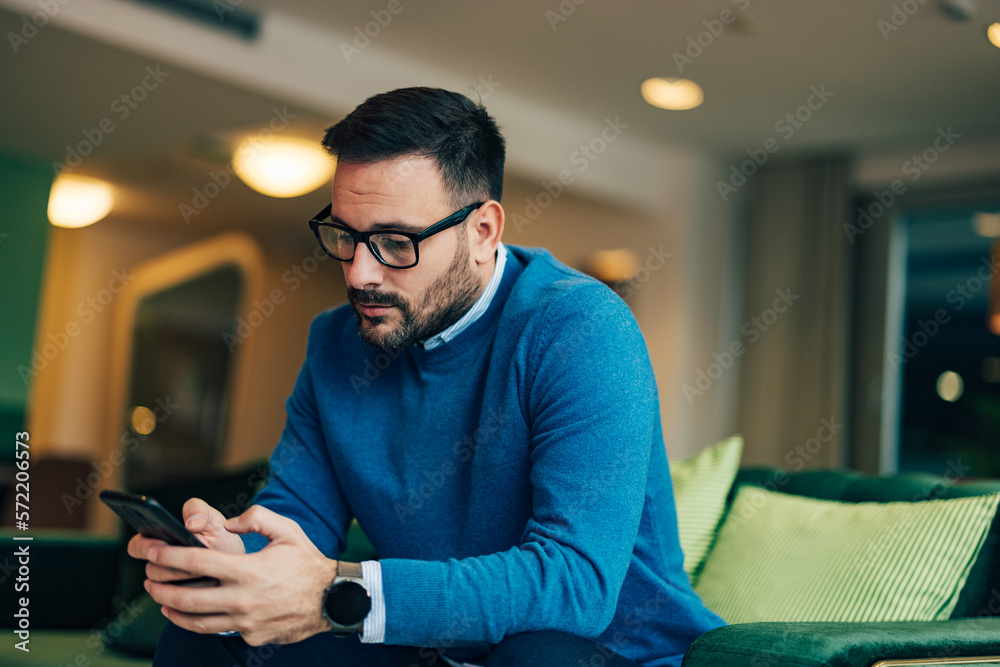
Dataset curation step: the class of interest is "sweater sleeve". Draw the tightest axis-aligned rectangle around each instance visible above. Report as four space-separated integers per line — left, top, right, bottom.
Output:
379 286 656 646
241 347 353 558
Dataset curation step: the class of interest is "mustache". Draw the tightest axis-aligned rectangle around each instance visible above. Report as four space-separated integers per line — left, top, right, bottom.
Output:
347 287 405 308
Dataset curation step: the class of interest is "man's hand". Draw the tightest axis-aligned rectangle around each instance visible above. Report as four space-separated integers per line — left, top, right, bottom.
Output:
127 498 245 585
140 505 340 646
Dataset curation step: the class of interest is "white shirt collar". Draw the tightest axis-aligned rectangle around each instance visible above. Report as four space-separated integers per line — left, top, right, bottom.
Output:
421 243 508 350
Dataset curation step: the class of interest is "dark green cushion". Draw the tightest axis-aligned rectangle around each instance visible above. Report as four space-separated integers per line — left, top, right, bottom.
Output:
732 468 864 503
682 618 1000 667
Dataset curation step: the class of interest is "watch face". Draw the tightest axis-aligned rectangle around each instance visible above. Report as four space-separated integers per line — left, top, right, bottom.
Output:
324 581 371 626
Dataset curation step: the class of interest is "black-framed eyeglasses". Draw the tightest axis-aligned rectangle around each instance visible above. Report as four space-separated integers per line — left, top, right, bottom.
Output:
308 202 484 269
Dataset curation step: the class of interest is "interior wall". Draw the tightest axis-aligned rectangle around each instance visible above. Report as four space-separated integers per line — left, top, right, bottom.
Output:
27 218 340 470
0 151 52 445
26 150 739 483
504 152 740 460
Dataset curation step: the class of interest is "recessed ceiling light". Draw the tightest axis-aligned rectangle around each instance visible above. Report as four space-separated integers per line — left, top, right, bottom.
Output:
47 174 113 228
233 137 335 198
641 77 704 111
988 22 1000 48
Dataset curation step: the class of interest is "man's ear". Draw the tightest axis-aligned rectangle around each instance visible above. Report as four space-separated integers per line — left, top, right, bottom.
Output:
470 200 504 266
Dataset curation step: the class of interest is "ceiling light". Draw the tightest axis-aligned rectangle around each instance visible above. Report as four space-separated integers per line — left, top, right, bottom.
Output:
47 174 114 228
233 137 335 198
988 22 1000 48
641 77 704 111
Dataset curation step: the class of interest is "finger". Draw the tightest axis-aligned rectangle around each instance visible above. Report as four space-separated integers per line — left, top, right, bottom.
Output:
146 579 237 615
160 607 239 636
146 561 199 583
128 533 166 560
147 544 240 581
225 505 302 544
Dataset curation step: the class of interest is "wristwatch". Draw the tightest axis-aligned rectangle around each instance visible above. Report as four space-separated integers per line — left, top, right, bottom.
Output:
321 561 371 637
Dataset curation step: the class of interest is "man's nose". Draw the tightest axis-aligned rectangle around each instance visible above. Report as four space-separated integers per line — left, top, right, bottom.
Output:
344 242 385 290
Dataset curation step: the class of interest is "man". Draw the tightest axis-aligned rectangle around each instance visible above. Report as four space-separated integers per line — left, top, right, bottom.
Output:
130 87 724 667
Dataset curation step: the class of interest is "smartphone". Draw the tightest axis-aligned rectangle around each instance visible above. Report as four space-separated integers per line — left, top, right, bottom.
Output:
99 489 219 587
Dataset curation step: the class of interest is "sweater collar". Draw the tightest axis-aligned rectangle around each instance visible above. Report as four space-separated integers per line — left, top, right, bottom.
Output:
406 245 522 363
420 243 508 351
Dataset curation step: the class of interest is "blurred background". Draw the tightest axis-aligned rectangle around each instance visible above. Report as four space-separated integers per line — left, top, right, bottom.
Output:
1 0 999 537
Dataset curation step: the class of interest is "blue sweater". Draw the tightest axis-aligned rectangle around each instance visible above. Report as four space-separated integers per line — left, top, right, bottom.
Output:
247 246 724 666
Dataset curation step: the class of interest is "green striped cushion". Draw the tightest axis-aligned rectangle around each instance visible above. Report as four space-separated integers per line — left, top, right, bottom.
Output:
670 435 743 583
695 485 1000 623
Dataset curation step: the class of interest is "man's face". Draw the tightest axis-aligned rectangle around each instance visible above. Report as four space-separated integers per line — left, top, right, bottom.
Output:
330 156 483 350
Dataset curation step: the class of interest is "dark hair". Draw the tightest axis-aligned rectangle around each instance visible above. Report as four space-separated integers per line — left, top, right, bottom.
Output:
321 87 505 207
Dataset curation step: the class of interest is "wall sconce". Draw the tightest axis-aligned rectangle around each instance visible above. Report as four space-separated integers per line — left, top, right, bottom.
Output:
47 174 114 228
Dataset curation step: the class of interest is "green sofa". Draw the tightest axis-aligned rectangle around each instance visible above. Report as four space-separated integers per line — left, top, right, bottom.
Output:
682 467 1000 667
3 466 998 666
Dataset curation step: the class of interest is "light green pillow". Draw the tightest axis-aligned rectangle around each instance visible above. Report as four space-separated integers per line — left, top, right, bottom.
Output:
695 485 1000 623
670 435 743 583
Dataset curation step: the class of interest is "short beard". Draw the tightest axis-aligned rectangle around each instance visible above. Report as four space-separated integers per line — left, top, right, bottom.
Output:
347 236 482 351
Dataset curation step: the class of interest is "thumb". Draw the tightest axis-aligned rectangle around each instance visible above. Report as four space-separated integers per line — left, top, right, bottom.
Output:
225 505 300 544
182 497 222 532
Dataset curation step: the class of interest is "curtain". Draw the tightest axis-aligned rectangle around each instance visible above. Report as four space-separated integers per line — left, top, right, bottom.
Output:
736 155 851 469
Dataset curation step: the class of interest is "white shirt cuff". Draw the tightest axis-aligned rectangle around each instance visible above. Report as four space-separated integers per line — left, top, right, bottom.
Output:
359 560 385 643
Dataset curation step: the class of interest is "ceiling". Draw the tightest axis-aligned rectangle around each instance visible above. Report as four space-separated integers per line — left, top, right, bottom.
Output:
268 0 1000 151
1 0 998 245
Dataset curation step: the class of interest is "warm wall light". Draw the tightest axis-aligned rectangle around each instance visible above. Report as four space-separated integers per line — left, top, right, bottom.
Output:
586 248 641 283
47 174 114 228
973 211 1000 237
233 137 335 198
128 405 157 435
641 77 705 110
988 22 1000 48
